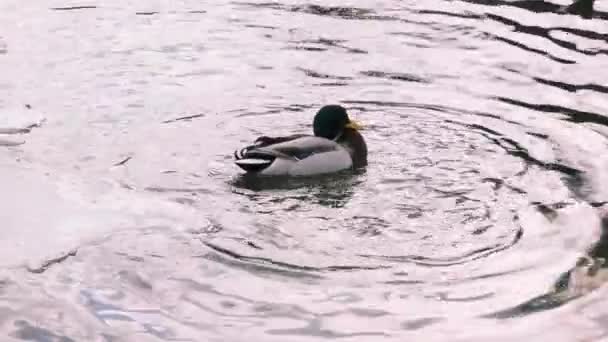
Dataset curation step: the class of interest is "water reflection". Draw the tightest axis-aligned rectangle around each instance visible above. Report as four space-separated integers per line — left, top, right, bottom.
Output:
230 170 362 208
457 0 605 19
203 240 388 276
498 97 608 128
486 14 608 56
358 225 522 267
11 320 76 342
234 2 396 21
533 77 608 94
489 211 608 318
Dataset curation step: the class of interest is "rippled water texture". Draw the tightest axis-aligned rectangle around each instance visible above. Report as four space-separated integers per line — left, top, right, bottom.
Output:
2 0 608 341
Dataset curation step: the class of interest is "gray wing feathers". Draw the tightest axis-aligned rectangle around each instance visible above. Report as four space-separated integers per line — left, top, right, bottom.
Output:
257 136 342 160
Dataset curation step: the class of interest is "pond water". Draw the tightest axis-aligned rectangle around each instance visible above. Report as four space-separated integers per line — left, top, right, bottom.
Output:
1 0 608 341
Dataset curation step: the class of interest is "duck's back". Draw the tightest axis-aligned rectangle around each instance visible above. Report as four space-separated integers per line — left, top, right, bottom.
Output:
264 136 341 158
261 136 352 176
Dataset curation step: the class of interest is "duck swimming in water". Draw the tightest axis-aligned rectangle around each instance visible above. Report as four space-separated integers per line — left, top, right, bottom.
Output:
234 105 367 176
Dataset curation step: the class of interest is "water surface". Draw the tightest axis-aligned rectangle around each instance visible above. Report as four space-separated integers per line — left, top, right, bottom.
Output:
1 0 608 341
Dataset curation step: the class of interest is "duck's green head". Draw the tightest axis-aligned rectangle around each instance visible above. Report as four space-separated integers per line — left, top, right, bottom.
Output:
313 105 363 140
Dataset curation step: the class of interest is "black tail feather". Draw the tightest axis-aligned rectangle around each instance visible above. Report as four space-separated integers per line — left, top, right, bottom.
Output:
234 145 276 173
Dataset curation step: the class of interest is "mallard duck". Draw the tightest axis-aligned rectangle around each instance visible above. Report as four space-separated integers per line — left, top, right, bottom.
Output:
234 105 367 176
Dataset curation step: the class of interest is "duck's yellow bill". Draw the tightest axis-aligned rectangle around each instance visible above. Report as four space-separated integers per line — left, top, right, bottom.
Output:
346 120 363 130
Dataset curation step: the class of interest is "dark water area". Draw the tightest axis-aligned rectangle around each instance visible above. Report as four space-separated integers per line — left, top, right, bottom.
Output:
1 0 608 341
